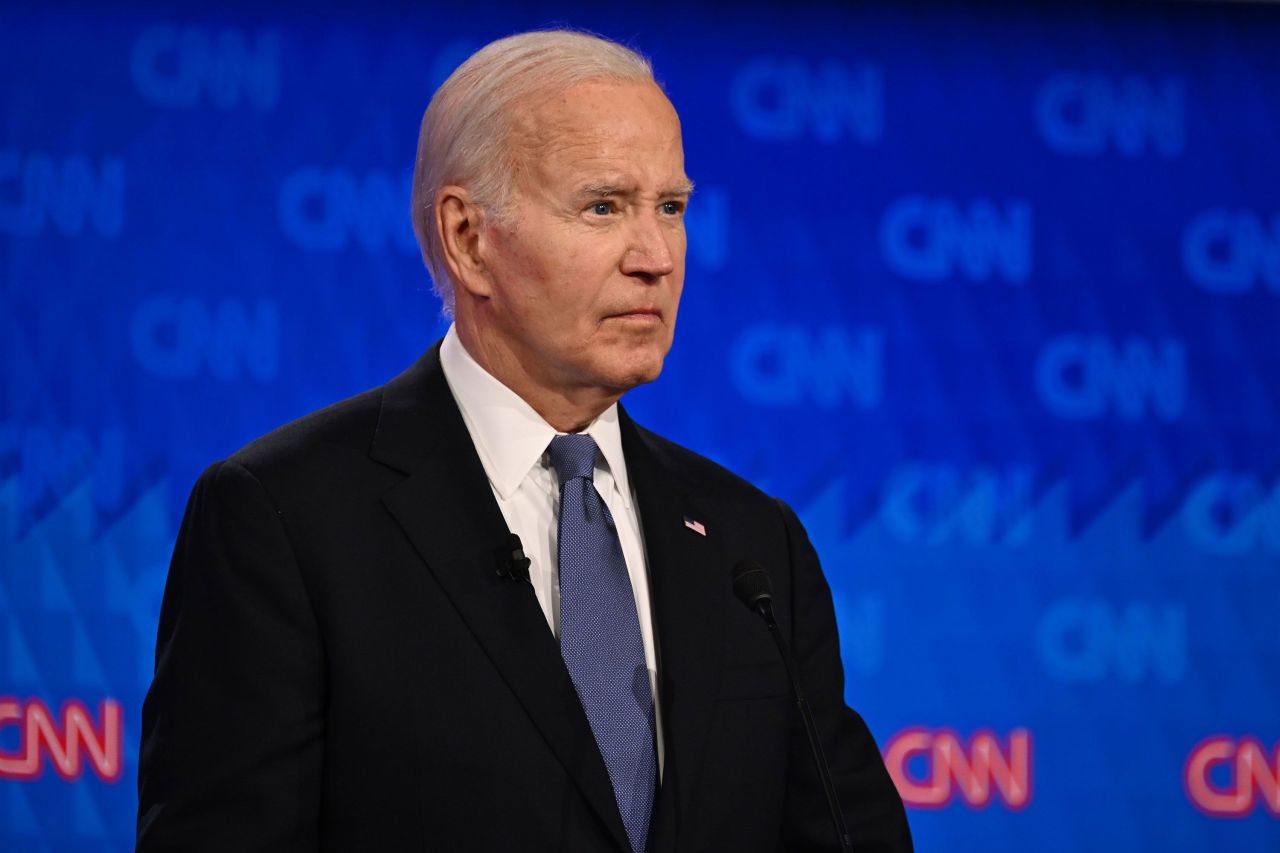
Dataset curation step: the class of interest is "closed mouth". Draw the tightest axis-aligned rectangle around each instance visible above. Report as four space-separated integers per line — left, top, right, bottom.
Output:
609 308 662 319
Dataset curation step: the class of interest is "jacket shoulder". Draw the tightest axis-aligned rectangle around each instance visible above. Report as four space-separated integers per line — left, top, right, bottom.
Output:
224 385 384 480
630 421 776 508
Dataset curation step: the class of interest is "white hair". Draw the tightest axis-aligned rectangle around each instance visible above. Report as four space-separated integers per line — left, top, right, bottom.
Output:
410 29 656 316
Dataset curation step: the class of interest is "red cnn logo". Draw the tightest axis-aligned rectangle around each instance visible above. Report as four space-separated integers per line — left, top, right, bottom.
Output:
0 697 123 783
1184 736 1280 818
883 727 1032 810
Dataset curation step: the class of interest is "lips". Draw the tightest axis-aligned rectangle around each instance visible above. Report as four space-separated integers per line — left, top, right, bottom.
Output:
608 306 663 320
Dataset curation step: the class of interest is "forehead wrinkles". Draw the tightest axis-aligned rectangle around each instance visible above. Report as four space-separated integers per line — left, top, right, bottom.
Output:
508 83 684 196
512 98 618 179
523 112 613 166
504 96 574 198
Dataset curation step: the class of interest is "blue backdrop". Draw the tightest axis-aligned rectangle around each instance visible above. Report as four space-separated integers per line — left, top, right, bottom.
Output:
2 1 1279 850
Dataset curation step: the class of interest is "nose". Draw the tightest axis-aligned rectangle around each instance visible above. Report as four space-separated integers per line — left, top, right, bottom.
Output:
620 212 677 281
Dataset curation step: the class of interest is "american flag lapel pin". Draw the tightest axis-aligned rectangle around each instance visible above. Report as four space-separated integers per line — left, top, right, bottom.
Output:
683 516 707 536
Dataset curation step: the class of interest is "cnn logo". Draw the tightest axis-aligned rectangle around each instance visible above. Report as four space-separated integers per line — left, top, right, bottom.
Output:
0 697 122 782
883 727 1032 810
1184 736 1279 818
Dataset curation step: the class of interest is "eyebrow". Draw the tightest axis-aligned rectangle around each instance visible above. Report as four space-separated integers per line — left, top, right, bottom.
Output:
577 180 696 199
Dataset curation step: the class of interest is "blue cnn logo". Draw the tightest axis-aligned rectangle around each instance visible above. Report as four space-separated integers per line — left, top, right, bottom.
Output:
131 25 280 111
1181 472 1280 556
0 424 126 516
729 323 882 409
1035 335 1186 422
278 168 416 254
1182 209 1280 294
130 295 279 382
730 58 882 144
1037 599 1186 684
879 196 1032 284
879 463 1034 546
0 151 123 238
1034 72 1184 159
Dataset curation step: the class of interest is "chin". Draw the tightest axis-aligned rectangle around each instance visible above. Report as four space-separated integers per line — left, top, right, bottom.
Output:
599 352 666 393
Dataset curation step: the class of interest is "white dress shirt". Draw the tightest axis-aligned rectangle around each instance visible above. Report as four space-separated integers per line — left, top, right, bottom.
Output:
439 325 664 775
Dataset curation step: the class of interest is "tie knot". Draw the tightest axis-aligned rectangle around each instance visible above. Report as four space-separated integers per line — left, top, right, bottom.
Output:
547 433 599 485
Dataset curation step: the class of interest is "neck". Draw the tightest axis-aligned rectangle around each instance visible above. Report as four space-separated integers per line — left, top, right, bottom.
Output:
454 320 621 434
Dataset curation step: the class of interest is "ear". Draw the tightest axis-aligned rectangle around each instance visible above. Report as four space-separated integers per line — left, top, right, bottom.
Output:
436 185 494 300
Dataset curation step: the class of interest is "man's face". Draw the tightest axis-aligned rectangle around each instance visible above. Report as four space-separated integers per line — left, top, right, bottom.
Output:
475 79 690 402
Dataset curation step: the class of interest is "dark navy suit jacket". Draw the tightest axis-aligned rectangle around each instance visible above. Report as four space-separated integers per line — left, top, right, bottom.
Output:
136 343 912 852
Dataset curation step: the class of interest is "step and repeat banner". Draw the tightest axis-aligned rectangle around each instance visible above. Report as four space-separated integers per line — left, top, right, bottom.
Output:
3 1 1278 850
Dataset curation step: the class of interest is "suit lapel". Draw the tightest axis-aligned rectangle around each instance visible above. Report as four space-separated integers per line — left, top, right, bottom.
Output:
620 410 726 853
371 346 631 852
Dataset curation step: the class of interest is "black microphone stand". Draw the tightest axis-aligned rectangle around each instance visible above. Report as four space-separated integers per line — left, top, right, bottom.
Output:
734 561 855 853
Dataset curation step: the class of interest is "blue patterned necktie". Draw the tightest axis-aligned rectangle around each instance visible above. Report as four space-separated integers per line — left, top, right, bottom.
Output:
548 433 656 853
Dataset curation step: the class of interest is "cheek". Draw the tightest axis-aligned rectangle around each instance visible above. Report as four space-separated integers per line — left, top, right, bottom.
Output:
487 234 562 320
490 225 628 329
558 247 623 310
673 228 688 263
488 230 542 285
669 237 687 297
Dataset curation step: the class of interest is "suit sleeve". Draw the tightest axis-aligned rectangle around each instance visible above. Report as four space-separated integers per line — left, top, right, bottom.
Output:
137 460 325 852
774 498 913 853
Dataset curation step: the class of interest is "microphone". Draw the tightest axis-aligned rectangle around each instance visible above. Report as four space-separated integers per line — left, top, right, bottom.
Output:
732 560 854 853
496 533 531 583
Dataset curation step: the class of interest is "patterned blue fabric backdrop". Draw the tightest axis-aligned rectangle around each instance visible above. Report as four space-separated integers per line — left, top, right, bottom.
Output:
3 1 1278 850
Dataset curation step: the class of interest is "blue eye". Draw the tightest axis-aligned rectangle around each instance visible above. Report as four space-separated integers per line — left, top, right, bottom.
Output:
591 202 612 215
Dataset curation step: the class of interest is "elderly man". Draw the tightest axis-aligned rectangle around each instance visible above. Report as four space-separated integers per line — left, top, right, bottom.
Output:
137 29 912 853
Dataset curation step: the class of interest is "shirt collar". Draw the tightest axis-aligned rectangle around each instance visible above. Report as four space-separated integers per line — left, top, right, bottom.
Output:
439 325 632 507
